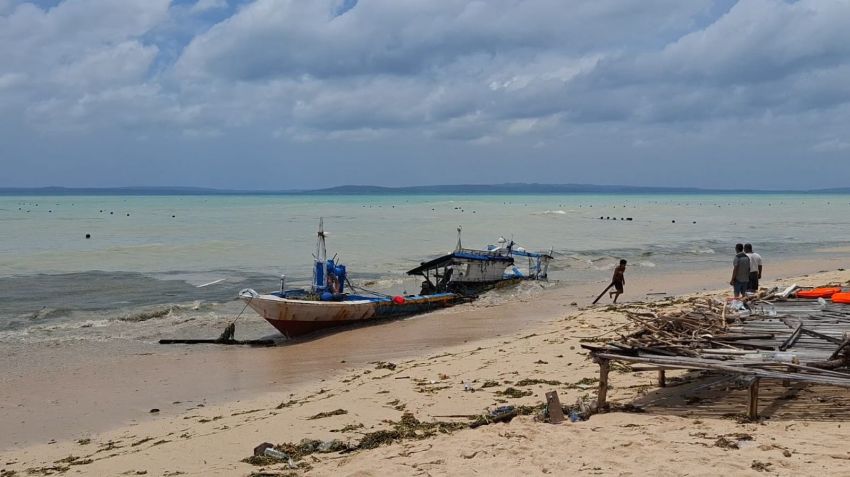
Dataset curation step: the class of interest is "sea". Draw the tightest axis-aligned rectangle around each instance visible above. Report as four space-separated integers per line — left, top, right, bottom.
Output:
2 193 849 345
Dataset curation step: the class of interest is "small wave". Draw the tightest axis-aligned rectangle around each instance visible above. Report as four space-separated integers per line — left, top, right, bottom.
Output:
115 301 213 322
24 307 73 321
117 304 186 322
637 261 656 268
535 210 567 216
690 248 716 255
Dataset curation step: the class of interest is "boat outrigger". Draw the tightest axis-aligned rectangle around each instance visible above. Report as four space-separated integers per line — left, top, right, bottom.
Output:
239 221 553 338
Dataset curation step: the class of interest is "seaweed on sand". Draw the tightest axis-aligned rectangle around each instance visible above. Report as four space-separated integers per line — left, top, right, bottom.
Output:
514 378 562 387
358 412 467 449
307 409 348 420
495 387 533 398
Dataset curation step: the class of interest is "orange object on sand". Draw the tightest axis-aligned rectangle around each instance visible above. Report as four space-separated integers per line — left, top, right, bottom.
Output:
832 292 850 304
796 287 842 299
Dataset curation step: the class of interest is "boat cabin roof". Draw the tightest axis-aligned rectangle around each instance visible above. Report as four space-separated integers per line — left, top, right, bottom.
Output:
406 249 514 276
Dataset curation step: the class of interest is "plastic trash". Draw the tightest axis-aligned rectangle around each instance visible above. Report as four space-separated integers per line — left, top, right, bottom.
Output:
263 448 297 469
568 410 582 422
463 381 474 392
263 448 290 460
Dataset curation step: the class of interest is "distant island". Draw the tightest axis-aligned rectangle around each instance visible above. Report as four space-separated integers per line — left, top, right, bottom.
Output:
1 184 849 196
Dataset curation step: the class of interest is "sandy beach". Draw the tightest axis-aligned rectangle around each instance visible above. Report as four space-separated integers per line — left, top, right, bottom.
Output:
2 256 849 476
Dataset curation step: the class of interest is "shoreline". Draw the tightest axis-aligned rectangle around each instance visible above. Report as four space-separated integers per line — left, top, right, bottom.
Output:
2 256 849 475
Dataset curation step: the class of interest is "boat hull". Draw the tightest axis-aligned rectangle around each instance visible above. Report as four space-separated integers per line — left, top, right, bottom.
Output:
240 291 461 338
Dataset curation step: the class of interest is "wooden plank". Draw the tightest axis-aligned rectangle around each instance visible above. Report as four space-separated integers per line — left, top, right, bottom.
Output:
779 323 803 351
658 369 666 388
598 359 610 410
592 352 850 387
545 391 565 424
748 378 760 420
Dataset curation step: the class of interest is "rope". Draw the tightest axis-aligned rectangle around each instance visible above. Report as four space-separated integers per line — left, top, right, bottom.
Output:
231 297 252 326
217 296 252 343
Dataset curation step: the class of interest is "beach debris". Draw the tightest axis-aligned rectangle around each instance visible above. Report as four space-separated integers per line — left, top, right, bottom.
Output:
159 323 275 346
470 406 518 428
247 443 298 469
23 464 70 475
149 408 160 414
275 399 298 409
713 433 754 450
368 413 466 448
76 438 91 445
373 361 397 371
480 380 500 388
544 391 565 424
751 461 772 472
495 387 533 398
298 438 349 454
584 288 850 416
386 399 407 411
307 409 348 420
330 423 364 433
515 378 561 387
463 381 475 392
565 377 599 389
131 437 154 447
54 455 93 466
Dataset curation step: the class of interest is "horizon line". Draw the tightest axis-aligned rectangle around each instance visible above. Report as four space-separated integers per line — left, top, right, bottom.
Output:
1 183 850 195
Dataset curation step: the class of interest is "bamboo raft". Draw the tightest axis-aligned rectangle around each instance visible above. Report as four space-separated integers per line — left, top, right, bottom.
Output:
583 285 850 419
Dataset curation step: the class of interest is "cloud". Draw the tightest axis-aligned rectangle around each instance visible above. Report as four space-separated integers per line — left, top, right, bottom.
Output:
812 138 850 153
0 0 170 129
191 0 228 14
3 0 850 188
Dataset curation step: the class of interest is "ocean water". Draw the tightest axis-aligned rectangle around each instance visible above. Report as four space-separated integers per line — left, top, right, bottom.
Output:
2 193 849 343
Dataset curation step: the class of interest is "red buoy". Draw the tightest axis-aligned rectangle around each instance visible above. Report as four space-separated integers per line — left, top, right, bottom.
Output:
392 296 405 304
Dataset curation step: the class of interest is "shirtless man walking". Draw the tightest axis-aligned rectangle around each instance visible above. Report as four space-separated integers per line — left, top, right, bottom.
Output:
609 259 627 303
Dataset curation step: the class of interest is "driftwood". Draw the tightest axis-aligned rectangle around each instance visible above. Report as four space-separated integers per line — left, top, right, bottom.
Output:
585 283 850 416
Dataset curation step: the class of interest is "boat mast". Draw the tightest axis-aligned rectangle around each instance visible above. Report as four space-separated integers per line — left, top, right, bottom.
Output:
313 218 328 293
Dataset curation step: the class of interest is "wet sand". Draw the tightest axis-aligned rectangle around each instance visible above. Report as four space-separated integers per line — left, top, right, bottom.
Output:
1 256 847 466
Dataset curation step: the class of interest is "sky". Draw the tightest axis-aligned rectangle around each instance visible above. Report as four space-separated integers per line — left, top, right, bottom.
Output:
1 0 850 190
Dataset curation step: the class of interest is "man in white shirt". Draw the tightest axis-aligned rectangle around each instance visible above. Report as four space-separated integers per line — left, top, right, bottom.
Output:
744 243 763 292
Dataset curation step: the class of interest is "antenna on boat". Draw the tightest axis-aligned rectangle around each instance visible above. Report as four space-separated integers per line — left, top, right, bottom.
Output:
455 225 462 251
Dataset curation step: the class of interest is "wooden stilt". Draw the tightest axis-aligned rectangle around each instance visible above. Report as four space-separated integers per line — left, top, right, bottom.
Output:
658 369 666 388
748 378 760 420
598 359 610 410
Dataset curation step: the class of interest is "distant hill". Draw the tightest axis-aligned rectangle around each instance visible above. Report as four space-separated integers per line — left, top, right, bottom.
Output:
306 184 721 195
1 183 849 196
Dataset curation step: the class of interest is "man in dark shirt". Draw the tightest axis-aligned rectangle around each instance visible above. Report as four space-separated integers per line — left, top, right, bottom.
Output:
730 243 750 298
609 259 627 303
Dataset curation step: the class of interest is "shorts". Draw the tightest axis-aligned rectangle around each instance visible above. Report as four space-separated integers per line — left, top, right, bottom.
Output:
734 281 748 296
613 281 624 293
748 272 759 291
